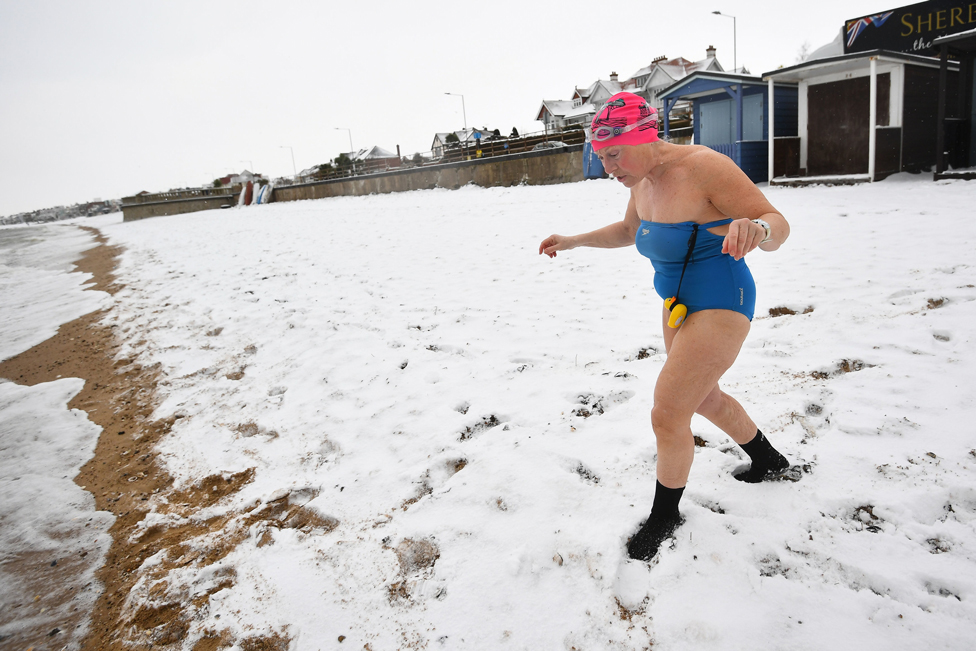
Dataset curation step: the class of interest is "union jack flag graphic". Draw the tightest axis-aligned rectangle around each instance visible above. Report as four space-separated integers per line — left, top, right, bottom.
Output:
846 12 894 48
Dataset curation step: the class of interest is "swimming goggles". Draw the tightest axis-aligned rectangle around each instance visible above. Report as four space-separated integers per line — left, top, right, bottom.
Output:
586 112 657 143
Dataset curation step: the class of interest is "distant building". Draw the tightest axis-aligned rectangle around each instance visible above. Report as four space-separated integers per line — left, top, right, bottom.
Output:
430 128 502 158
537 74 624 132
350 145 401 168
536 48 728 131
229 170 266 185
631 48 730 109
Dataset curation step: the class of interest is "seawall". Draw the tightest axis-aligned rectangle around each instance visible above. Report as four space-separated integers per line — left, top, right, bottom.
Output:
273 145 585 202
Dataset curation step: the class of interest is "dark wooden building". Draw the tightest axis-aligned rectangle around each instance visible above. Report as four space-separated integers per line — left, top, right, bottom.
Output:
763 50 960 182
935 29 976 179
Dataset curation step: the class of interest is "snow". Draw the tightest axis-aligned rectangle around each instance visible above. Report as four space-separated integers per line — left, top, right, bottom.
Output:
807 30 844 62
3 177 976 649
934 26 976 43
771 173 871 184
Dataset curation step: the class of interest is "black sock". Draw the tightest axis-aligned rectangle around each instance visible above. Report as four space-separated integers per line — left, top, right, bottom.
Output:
627 481 685 562
734 429 790 483
650 480 684 520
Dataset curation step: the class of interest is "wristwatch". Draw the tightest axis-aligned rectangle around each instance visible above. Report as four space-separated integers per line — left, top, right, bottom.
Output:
752 218 771 244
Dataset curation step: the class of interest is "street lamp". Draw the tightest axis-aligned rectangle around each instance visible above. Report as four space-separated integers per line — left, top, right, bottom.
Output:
335 128 353 152
712 11 737 73
444 92 467 131
240 160 254 172
279 146 297 178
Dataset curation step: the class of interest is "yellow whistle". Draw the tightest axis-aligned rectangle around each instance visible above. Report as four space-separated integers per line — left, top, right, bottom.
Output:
665 297 687 329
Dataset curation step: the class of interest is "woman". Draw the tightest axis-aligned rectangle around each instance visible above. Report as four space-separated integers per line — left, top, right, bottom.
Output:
539 92 792 562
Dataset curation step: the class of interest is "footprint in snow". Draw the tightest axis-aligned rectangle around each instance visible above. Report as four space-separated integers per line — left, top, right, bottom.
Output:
458 415 502 441
571 391 634 418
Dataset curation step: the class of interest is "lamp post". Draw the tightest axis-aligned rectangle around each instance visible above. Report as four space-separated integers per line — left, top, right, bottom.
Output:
445 93 468 160
240 160 254 172
279 146 297 179
712 11 737 73
444 92 467 131
335 128 353 153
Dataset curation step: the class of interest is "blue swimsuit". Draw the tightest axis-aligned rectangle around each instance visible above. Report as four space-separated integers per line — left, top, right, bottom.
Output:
635 218 756 321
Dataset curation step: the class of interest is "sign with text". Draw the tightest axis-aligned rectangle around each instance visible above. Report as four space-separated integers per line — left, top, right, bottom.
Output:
844 1 976 55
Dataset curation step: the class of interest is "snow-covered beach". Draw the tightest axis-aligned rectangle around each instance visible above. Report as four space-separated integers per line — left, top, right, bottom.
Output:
2 175 976 650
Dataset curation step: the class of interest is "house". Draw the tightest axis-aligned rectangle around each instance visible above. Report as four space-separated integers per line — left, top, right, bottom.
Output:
630 47 729 110
535 49 727 133
351 145 401 168
229 170 265 185
658 71 798 183
430 128 503 158
536 99 583 132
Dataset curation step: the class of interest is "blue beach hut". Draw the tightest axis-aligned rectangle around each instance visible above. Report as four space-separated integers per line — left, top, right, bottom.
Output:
657 71 798 183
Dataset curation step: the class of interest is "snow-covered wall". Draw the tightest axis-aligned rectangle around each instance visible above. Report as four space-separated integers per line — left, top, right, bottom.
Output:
274 146 585 203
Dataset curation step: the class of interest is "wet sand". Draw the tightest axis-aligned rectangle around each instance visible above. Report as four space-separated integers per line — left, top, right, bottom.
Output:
0 228 176 650
1 226 288 651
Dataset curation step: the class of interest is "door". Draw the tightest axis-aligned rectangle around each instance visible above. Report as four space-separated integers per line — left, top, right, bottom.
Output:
808 73 890 176
970 62 976 167
808 77 868 175
700 99 733 146
743 93 764 141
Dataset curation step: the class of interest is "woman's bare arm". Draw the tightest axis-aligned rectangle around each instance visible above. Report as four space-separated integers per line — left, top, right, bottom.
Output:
699 152 790 259
539 194 640 258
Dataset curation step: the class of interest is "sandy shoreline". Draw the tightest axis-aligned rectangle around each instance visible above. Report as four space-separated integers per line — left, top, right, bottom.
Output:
1 227 288 651
0 228 178 650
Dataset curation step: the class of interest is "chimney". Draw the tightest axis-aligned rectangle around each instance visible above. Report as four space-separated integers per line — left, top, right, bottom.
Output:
610 71 618 82
652 55 667 64
706 45 716 58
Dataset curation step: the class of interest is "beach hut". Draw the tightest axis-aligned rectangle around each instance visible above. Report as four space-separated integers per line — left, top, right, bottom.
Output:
763 45 960 183
657 71 798 183
934 29 976 178
758 1 976 184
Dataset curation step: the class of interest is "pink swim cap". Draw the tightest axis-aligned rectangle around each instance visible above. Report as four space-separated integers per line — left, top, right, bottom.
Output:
589 92 659 151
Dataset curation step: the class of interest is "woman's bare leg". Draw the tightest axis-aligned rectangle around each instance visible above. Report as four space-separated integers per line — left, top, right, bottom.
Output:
661 309 757 446
627 308 751 561
653 309 751 487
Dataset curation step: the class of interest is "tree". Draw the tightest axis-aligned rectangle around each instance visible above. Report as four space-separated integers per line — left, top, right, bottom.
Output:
412 152 423 164
445 132 460 144
510 127 520 138
212 179 223 188
795 41 811 64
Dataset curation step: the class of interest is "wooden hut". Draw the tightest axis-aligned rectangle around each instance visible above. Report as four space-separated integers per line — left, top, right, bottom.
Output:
763 50 959 183
658 71 798 183
934 29 976 179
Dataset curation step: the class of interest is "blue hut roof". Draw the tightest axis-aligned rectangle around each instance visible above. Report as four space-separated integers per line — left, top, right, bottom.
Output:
658 71 795 102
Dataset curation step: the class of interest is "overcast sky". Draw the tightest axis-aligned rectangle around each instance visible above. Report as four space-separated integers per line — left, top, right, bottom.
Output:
0 0 894 216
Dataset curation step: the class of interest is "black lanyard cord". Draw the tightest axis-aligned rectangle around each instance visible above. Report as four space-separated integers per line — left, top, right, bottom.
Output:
672 224 698 304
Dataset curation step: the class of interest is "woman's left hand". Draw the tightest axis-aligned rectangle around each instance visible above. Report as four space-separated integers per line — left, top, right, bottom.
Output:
721 218 766 261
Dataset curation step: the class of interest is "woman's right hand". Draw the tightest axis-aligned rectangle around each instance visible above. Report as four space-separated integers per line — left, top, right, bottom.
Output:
539 234 574 258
